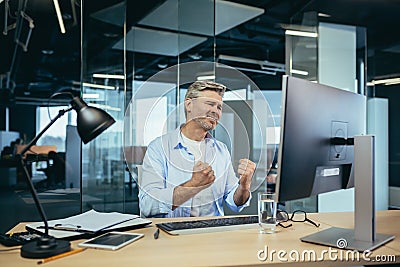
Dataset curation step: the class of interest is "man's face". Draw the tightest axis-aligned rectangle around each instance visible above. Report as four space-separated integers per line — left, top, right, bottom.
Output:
185 90 223 131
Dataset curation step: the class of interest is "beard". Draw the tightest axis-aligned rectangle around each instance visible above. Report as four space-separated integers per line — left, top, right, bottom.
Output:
193 114 218 131
195 118 214 131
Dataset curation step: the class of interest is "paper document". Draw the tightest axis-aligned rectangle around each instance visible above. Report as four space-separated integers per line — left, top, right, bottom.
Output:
26 209 148 238
42 209 138 232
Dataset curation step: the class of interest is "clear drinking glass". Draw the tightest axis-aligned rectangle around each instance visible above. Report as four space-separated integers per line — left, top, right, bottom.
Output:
258 192 277 234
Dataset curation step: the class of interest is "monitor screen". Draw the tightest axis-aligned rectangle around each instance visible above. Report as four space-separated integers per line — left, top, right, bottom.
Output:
31 159 50 178
275 76 366 202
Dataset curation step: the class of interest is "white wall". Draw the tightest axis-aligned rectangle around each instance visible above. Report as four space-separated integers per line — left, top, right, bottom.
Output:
367 98 389 210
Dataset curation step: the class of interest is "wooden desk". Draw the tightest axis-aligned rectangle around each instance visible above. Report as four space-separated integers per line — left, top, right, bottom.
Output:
1 211 399 266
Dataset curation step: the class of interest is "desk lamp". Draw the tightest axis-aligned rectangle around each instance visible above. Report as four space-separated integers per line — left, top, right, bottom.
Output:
18 96 115 258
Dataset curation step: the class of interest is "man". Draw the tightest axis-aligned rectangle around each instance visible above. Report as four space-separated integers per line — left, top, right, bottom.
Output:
139 81 256 217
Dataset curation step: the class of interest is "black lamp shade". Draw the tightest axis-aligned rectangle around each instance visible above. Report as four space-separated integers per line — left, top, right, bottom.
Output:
70 97 116 144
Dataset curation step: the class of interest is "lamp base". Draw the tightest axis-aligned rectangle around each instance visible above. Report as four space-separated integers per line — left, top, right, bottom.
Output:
20 236 71 259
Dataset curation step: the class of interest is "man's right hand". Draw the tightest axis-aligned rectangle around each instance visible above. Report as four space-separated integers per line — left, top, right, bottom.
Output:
172 161 215 210
188 161 215 188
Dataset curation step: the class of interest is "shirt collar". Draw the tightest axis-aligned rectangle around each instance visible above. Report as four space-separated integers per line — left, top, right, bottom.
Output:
173 125 218 150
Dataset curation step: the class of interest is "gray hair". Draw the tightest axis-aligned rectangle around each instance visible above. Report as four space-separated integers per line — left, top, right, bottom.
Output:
185 81 226 99
184 81 226 118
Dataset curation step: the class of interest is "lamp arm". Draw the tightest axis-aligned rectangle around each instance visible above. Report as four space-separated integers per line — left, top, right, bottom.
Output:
19 156 50 235
19 107 73 156
17 106 72 236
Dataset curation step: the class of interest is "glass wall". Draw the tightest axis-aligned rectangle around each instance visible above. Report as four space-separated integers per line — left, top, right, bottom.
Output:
81 1 128 212
81 0 220 214
81 0 276 216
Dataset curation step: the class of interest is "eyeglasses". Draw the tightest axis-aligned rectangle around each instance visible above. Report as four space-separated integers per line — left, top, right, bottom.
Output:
276 209 320 228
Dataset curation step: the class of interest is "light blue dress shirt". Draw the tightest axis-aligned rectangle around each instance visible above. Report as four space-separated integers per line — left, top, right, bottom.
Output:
138 127 251 218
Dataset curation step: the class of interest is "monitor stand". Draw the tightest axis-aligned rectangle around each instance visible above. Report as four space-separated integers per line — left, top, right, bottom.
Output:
300 135 395 252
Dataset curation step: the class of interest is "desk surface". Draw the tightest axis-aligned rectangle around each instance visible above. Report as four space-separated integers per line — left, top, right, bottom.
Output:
1 210 400 266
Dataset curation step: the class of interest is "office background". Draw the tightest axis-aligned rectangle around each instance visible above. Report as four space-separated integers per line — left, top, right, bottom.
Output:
0 0 399 233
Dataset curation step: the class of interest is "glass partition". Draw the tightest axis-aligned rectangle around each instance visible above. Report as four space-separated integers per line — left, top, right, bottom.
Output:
82 0 276 216
81 0 220 215
81 0 127 212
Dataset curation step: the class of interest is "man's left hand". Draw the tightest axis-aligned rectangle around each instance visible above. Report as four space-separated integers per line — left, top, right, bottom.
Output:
237 158 256 190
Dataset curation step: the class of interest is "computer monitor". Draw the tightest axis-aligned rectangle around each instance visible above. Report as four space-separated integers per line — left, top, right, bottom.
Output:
31 159 49 177
275 75 394 252
275 75 366 202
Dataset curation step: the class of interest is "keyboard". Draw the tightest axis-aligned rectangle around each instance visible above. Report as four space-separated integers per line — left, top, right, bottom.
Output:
0 231 42 247
156 215 258 235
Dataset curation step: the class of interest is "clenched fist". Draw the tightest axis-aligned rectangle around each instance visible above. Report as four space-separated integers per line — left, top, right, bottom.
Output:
237 158 256 190
189 161 216 188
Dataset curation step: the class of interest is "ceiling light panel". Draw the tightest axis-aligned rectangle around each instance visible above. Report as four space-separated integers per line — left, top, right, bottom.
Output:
138 0 264 36
93 74 125 79
113 27 207 56
285 30 318 38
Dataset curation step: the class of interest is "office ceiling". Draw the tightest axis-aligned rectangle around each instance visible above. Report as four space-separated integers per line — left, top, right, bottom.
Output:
1 0 400 105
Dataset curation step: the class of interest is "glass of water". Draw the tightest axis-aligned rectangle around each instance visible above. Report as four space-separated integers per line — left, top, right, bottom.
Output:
258 192 277 234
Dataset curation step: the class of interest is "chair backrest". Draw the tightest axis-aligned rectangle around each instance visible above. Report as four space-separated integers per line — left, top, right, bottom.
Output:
124 146 147 164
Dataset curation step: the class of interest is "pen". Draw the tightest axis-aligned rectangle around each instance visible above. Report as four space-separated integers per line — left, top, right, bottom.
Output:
37 248 86 264
37 226 93 234
153 228 160 239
